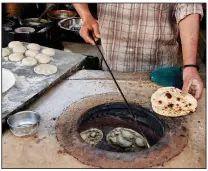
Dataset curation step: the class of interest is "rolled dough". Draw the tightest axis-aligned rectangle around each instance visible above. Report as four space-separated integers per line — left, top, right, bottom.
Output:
13 46 27 54
42 48 55 56
27 43 41 51
25 50 39 57
9 53 24 62
34 64 57 75
35 53 51 64
2 48 11 57
8 41 23 49
22 57 38 66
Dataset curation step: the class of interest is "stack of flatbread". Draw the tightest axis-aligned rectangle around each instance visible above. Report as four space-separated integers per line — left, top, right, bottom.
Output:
151 87 197 117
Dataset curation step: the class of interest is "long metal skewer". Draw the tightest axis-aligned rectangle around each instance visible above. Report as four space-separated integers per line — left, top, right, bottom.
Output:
90 34 150 148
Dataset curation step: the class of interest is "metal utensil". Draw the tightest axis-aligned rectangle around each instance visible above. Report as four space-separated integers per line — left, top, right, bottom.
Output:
90 33 150 148
19 18 52 27
17 16 23 25
37 3 55 21
47 10 77 21
7 111 40 137
58 17 82 31
14 27 35 34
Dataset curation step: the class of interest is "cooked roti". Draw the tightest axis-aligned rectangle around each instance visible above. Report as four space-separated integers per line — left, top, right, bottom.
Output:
151 87 197 117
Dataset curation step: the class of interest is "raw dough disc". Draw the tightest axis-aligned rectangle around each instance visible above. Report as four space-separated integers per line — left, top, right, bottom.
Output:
22 57 38 66
27 43 41 51
25 50 39 57
80 128 103 146
8 41 23 49
9 53 24 62
106 127 146 150
2 68 16 93
42 48 55 56
13 46 27 54
2 48 11 57
35 53 51 64
34 64 57 75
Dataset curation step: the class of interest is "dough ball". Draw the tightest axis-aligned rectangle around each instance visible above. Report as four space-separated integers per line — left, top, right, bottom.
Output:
2 48 11 57
22 57 37 66
34 64 57 76
27 43 40 51
35 53 51 64
9 53 24 62
25 50 39 57
13 46 27 54
8 41 23 49
42 48 55 56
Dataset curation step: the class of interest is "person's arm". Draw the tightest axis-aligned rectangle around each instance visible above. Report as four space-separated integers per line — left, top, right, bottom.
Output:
73 4 93 22
73 4 100 45
179 13 203 99
179 13 199 65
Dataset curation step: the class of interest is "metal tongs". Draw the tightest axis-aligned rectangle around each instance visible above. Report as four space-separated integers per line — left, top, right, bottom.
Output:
90 33 150 148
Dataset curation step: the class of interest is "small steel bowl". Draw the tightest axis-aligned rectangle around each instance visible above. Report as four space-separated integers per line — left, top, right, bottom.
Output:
7 111 40 137
58 17 82 31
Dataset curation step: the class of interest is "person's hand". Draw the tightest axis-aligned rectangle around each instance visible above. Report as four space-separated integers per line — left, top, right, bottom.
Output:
182 67 203 100
80 16 101 45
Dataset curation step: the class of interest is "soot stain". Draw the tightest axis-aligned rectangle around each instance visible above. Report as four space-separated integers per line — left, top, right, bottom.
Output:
168 103 174 108
165 93 172 99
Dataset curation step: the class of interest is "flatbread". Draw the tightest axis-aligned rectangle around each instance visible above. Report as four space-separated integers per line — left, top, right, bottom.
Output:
2 68 16 93
151 87 197 117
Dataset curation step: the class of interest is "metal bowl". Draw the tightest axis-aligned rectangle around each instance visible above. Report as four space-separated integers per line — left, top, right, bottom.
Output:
7 111 40 137
58 17 82 32
47 10 77 20
20 18 52 27
15 27 35 34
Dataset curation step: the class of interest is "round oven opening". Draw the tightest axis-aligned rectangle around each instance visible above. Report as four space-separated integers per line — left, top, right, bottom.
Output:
77 102 166 152
56 94 189 168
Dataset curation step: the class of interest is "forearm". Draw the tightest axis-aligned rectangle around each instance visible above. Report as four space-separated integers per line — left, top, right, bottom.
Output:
179 14 200 65
73 4 93 21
